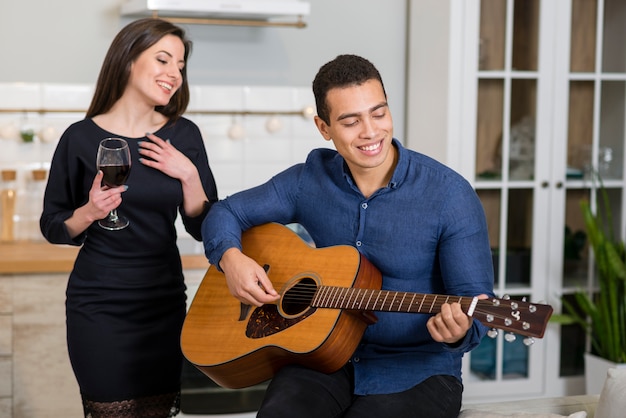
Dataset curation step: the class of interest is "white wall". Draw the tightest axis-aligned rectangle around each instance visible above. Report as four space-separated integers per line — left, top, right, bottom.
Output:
0 0 460 246
406 0 451 163
0 0 455 161
0 82 327 245
0 0 413 142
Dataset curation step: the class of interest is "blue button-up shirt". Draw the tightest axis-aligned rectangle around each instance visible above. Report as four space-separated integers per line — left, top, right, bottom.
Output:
202 139 494 395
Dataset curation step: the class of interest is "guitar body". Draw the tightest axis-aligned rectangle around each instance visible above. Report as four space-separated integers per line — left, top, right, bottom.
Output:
181 223 382 389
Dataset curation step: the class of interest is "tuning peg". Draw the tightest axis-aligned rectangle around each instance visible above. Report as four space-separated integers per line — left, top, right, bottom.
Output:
523 337 535 346
502 294 511 300
504 332 516 342
487 329 498 338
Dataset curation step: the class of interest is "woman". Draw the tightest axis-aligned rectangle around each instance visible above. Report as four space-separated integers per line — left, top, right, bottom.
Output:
40 18 218 417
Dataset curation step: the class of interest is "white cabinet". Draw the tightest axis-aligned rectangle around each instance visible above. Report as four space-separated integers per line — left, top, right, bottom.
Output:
444 0 626 402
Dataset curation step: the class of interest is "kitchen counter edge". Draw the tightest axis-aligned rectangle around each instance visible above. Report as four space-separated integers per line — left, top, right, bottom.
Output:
0 241 209 274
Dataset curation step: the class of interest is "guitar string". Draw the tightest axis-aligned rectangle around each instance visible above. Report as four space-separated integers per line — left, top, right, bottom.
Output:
276 284 534 327
279 289 537 335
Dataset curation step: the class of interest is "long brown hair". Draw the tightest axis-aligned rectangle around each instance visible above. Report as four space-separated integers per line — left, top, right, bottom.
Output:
86 18 192 120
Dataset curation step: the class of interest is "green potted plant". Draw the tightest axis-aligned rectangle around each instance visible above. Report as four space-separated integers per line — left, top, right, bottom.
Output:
559 182 626 393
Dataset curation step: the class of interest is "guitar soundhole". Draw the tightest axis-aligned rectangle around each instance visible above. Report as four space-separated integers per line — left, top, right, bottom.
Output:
282 277 317 316
245 277 318 339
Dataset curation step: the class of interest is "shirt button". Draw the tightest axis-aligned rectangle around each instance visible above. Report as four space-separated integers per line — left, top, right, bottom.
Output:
356 241 362 247
353 357 360 363
361 202 368 209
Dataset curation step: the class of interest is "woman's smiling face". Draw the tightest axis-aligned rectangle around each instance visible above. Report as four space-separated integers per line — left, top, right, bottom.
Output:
127 34 186 107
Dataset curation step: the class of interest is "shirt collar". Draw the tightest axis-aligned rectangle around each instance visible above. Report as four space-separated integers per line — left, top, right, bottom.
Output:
388 138 409 189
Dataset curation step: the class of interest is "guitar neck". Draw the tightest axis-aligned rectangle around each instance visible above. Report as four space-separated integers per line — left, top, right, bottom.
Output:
308 285 552 339
312 286 477 315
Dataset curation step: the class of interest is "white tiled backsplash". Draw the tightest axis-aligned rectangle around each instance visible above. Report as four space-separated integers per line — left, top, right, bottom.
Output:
0 83 328 248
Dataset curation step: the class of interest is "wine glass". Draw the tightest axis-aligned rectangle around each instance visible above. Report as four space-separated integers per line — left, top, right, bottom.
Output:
96 138 131 230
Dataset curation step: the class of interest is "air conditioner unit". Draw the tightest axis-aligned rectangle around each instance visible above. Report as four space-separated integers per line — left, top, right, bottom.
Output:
121 0 310 23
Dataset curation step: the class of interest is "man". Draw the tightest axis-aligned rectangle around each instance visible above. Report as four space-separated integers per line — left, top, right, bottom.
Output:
202 54 494 418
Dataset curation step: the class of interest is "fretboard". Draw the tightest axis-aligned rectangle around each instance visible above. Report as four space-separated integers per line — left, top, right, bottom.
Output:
311 286 476 315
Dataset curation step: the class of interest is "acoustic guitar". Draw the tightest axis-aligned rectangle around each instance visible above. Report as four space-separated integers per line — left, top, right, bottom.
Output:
181 223 553 389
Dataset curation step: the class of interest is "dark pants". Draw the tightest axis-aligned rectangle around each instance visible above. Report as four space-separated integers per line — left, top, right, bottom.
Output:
257 363 463 418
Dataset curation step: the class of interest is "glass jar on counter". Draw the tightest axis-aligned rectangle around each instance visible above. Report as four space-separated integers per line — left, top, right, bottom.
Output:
1 169 17 242
14 169 48 241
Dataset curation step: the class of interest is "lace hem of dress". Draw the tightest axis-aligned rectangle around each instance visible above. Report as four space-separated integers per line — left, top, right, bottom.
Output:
82 391 180 418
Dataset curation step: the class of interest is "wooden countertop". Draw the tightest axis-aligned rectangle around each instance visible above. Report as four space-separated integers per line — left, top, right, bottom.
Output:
0 241 209 274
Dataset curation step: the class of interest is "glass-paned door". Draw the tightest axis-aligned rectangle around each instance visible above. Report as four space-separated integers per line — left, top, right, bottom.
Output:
555 0 626 380
450 0 626 401
459 0 548 399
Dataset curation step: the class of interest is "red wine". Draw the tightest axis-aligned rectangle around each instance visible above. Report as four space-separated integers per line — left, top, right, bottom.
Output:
100 164 130 187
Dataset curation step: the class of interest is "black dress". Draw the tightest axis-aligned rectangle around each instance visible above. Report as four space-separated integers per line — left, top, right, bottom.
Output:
40 118 218 415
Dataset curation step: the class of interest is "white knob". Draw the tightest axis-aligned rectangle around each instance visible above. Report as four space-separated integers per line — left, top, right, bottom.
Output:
265 116 282 133
228 122 246 140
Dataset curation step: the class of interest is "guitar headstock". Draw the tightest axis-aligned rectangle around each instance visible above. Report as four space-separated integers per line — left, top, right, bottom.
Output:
472 296 553 345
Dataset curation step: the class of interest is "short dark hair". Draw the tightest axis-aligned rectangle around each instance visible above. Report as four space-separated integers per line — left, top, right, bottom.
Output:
312 54 387 125
86 18 192 120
